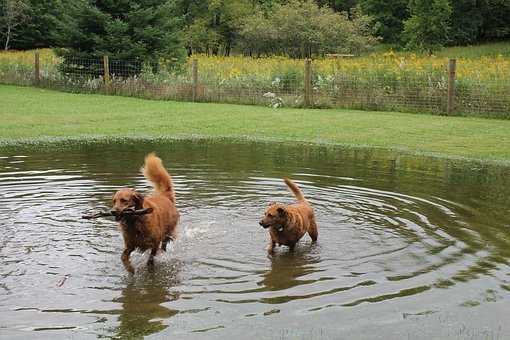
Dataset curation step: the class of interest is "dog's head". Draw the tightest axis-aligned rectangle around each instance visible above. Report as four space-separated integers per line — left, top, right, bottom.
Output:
111 188 144 221
259 202 287 231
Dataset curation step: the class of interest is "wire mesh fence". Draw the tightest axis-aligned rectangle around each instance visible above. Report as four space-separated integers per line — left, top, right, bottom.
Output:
313 72 447 113
455 63 510 118
0 52 509 118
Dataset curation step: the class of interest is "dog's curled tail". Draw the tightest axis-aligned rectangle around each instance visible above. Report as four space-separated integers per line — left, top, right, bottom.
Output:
142 153 175 202
283 177 305 201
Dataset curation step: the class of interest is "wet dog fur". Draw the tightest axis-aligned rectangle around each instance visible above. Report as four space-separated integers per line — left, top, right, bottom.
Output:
111 153 179 273
259 178 318 254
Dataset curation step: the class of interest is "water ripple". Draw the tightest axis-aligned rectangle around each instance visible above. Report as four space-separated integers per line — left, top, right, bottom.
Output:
1 141 509 339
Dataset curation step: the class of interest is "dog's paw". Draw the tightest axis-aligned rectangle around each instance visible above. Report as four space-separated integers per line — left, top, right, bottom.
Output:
266 245 275 255
124 264 135 274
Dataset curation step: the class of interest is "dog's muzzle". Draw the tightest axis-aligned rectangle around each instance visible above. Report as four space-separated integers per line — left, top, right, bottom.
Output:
111 207 136 221
110 210 122 221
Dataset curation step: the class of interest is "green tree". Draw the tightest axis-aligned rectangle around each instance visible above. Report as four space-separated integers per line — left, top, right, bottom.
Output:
358 0 408 43
449 0 483 44
316 0 358 12
403 0 452 53
2 0 75 50
0 0 29 50
56 0 185 71
480 0 510 41
240 0 377 58
183 17 222 55
176 0 252 56
236 9 275 56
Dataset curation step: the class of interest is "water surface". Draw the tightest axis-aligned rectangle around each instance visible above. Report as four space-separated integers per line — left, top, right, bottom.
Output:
0 140 509 339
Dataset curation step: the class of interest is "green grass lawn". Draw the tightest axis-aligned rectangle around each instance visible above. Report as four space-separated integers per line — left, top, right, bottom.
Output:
373 41 510 58
436 41 510 58
1 84 509 163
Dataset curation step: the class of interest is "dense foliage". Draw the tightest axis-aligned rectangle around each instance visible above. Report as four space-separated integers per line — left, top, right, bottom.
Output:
358 0 408 44
402 0 452 53
1 0 509 56
54 0 185 67
239 0 377 57
0 0 76 50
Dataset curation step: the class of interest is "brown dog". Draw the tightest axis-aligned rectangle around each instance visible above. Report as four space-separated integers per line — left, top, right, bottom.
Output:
111 153 179 273
259 178 318 254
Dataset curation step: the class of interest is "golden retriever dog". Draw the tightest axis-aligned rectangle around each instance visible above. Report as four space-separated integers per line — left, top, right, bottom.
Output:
259 178 318 254
111 153 179 273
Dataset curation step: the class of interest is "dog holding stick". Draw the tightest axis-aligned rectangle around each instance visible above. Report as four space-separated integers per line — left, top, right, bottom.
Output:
111 153 179 273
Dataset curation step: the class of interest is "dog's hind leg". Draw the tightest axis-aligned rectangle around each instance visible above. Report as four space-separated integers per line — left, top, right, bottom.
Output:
162 224 177 251
148 245 158 268
122 247 135 274
161 236 173 251
308 220 318 242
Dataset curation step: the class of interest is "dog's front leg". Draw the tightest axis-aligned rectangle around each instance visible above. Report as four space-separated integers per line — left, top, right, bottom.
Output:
148 245 158 268
266 241 276 255
121 247 135 274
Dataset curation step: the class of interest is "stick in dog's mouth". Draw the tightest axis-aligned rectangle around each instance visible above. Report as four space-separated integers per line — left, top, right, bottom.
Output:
260 222 284 232
82 207 153 220
113 207 135 221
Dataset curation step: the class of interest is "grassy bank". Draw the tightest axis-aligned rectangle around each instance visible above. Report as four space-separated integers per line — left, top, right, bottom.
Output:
1 84 510 163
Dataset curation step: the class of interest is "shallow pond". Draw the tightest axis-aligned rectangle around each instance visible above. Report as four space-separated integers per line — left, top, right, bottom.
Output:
0 140 509 339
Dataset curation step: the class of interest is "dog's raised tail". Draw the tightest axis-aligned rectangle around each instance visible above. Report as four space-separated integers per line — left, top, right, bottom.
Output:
142 153 175 202
283 177 305 201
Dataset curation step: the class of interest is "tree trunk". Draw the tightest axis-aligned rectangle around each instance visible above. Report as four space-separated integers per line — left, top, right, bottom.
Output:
225 41 231 56
4 25 11 50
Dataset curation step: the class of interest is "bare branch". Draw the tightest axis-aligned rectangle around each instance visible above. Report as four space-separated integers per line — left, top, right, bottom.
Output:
1 0 29 50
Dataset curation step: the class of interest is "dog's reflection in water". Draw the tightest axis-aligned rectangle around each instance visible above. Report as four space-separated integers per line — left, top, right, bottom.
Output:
113 262 181 339
259 244 321 292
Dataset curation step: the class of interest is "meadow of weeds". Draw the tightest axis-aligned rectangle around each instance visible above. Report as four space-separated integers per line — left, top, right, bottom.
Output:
1 46 509 117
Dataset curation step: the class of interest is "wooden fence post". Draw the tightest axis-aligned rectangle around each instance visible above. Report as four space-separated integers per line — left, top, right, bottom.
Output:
304 58 312 108
34 50 40 86
447 58 456 115
191 59 198 101
103 55 110 93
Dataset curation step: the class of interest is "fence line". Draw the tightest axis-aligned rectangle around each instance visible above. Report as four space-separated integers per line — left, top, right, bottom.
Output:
304 58 312 108
191 58 198 102
447 59 456 115
34 51 40 85
1 52 509 118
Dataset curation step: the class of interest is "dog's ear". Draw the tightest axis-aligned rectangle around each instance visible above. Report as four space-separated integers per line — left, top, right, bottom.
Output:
132 191 144 209
277 207 287 217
